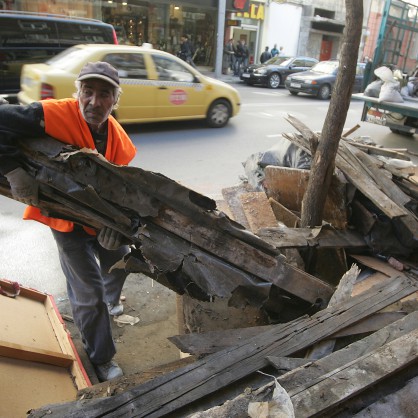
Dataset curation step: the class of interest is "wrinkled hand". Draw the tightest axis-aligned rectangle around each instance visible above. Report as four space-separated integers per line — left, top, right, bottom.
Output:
5 167 39 206
97 226 124 250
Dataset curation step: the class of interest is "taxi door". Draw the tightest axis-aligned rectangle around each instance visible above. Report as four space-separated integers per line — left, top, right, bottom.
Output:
103 52 156 123
150 54 206 119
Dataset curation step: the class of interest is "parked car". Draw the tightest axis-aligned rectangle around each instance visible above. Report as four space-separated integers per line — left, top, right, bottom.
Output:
284 60 366 99
240 56 318 89
18 44 241 128
0 10 117 103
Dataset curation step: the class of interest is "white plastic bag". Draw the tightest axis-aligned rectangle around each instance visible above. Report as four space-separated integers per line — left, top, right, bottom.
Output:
374 66 396 82
364 79 383 97
379 80 404 102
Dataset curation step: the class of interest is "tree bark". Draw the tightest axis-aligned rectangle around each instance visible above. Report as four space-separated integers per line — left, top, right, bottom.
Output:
301 0 363 227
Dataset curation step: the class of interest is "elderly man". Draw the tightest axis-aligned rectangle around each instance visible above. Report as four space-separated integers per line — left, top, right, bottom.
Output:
0 62 136 381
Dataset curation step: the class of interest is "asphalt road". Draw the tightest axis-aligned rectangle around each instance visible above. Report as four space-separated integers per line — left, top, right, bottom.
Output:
1 81 418 296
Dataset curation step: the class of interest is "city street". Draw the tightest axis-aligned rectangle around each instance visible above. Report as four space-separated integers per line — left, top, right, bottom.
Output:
1 80 418 379
2 80 418 295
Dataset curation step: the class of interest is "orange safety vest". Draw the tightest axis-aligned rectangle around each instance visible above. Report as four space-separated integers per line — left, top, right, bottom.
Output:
23 98 137 233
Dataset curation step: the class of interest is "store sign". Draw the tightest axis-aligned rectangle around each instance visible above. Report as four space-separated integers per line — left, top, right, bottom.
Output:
235 3 265 20
227 19 242 26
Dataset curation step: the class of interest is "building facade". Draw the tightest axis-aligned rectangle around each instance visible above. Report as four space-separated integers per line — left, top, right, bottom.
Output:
2 0 371 67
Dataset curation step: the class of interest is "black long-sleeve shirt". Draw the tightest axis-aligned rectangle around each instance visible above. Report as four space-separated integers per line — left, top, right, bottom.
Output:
0 102 108 175
0 102 45 175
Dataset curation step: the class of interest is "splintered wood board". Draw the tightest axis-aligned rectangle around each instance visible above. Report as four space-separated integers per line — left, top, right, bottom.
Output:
0 279 90 418
264 166 347 229
239 192 278 233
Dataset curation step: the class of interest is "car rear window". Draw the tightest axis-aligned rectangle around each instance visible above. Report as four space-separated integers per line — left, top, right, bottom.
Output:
312 61 339 74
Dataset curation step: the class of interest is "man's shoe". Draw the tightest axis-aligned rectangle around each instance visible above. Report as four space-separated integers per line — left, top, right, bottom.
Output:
108 302 123 316
94 360 123 382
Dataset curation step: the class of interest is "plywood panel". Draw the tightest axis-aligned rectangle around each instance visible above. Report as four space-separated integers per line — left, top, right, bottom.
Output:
0 279 90 416
0 357 77 418
0 294 62 352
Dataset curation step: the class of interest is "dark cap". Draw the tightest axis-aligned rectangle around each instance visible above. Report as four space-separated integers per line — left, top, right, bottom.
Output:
77 61 119 88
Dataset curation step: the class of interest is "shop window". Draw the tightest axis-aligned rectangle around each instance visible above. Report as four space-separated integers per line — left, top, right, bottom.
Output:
152 54 195 83
104 53 147 79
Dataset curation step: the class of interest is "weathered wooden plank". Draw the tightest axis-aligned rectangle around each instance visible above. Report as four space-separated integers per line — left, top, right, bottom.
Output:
347 142 411 206
152 207 334 304
266 356 310 372
172 312 418 418
256 225 367 249
305 264 360 360
343 374 418 417
28 275 418 418
239 192 278 232
268 197 300 227
351 254 403 277
221 184 252 229
263 166 347 228
0 340 74 367
290 328 418 417
281 130 409 219
169 311 406 355
1 137 335 306
342 139 411 161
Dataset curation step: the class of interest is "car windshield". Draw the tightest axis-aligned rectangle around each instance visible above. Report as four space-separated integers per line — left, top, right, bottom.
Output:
265 56 288 65
311 61 339 74
46 47 93 70
277 58 293 67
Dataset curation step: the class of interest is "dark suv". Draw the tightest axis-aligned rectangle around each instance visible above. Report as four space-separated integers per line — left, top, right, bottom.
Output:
0 11 117 102
240 56 318 89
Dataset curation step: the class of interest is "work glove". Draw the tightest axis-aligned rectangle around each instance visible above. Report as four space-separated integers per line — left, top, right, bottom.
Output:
5 167 39 206
97 226 124 250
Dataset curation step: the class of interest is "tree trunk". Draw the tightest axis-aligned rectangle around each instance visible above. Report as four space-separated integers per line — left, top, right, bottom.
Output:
301 0 363 227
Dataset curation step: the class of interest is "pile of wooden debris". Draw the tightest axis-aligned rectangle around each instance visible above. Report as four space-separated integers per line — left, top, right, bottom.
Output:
0 120 417 417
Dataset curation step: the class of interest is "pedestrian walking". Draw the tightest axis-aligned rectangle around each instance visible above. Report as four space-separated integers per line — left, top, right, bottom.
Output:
224 38 236 74
179 34 197 68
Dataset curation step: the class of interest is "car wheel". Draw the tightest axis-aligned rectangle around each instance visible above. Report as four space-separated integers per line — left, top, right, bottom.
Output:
206 99 231 128
268 73 281 89
390 127 414 137
317 84 331 100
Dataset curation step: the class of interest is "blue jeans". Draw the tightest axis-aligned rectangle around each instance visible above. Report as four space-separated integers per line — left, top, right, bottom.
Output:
51 226 129 364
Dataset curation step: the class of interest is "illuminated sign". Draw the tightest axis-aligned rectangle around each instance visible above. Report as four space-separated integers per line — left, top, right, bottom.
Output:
227 19 242 26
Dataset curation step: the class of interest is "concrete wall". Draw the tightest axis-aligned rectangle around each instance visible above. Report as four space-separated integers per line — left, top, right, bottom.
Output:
264 2 303 57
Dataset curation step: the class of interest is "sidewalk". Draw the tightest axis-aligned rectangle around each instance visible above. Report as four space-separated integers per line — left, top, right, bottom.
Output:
197 66 242 84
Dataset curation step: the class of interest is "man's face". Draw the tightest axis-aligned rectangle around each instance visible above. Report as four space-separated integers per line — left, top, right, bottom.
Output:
78 79 116 133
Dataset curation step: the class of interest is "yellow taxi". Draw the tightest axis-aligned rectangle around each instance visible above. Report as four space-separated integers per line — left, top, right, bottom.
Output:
18 44 241 128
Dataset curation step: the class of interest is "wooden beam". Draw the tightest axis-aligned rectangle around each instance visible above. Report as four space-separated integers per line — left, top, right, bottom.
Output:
239 192 278 232
172 311 418 417
257 225 367 249
290 328 418 416
169 311 406 355
0 340 74 368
